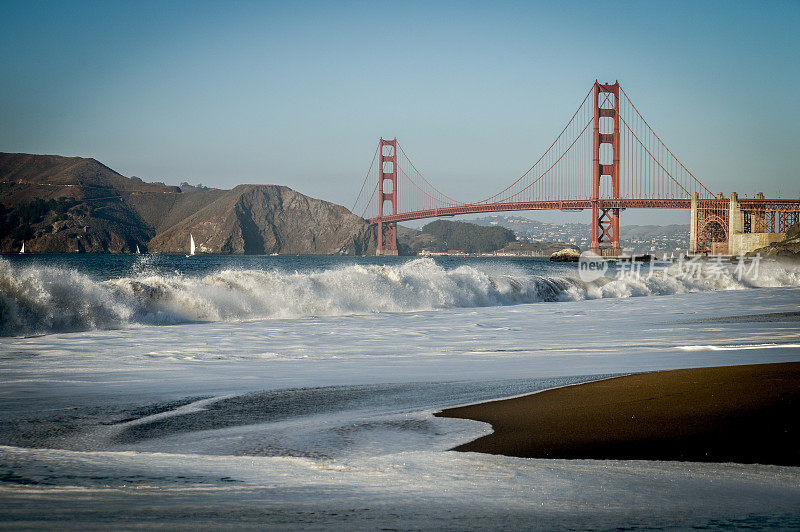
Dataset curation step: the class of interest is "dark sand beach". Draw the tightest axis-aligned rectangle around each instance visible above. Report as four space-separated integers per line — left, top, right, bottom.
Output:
436 362 800 465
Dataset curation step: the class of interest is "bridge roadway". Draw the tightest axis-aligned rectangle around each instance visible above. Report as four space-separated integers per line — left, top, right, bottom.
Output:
370 198 800 225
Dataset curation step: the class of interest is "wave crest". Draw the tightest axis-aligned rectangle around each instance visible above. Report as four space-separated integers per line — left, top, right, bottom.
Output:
1 257 799 336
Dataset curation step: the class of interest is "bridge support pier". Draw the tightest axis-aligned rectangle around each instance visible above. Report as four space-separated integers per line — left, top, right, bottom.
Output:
376 220 398 256
590 81 621 256
752 192 766 232
728 192 744 238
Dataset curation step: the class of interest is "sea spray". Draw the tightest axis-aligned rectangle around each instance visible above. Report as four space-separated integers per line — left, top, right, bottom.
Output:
0 259 132 335
1 257 799 336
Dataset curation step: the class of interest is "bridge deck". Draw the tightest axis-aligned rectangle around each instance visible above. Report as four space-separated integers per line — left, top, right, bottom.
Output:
371 198 800 224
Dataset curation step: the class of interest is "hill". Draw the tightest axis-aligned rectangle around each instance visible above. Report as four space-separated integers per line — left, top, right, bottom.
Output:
399 219 516 254
147 184 373 254
0 152 375 254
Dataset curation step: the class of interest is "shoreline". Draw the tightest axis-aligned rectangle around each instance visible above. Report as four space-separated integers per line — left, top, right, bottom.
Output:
435 361 800 466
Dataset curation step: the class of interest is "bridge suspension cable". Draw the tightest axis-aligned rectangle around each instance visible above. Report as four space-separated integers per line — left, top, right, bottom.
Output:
468 86 594 206
353 81 716 222
351 145 379 216
617 86 714 200
397 143 463 207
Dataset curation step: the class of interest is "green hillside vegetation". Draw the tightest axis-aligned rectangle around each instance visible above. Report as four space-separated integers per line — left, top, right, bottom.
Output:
0 197 78 241
416 219 516 253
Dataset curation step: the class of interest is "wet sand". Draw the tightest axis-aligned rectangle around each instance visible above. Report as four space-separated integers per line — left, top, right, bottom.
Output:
436 361 800 465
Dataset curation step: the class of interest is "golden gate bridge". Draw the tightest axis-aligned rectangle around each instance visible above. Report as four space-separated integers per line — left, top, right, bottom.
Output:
352 81 800 256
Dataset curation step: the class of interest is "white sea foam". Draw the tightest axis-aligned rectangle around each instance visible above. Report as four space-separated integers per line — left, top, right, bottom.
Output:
1 257 799 336
2 278 800 528
1 444 799 529
677 343 800 351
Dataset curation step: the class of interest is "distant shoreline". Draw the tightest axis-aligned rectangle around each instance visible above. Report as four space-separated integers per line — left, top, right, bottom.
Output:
436 361 800 466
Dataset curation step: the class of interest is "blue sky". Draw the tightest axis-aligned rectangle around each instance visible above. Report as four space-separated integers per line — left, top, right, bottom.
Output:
1 0 798 225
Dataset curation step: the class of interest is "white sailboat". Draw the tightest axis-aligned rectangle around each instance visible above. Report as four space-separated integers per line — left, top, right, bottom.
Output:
186 234 196 257
19 241 25 254
135 245 141 254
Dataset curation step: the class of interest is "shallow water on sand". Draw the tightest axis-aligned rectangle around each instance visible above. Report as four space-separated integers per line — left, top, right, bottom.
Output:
1 255 799 528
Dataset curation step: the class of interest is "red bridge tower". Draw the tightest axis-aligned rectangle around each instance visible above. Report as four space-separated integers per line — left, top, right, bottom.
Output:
376 138 399 255
591 81 621 254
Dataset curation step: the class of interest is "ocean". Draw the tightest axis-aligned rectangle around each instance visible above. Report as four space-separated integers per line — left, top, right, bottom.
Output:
1 254 799 529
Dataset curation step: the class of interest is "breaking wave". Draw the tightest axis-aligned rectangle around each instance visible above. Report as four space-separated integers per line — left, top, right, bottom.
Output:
1 257 799 336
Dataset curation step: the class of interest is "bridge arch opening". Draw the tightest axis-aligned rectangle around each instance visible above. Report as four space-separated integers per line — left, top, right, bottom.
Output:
697 215 728 253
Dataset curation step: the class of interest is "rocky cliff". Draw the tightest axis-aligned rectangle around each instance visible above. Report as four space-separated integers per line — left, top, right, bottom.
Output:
0 152 375 254
750 224 800 261
147 184 375 255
